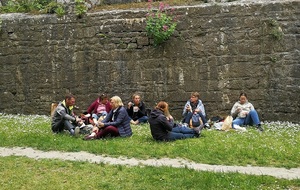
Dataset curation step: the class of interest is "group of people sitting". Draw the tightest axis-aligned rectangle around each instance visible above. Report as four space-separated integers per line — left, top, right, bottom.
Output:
51 91 263 142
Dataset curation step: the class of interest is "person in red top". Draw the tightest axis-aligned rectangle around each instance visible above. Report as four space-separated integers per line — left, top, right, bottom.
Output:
87 94 112 126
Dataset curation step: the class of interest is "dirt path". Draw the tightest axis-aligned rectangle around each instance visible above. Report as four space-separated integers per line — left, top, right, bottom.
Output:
0 147 299 180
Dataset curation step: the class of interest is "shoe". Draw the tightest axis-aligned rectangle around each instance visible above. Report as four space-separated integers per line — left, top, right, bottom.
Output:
74 127 80 136
83 134 95 140
204 123 210 129
69 129 75 136
257 124 264 132
193 126 202 135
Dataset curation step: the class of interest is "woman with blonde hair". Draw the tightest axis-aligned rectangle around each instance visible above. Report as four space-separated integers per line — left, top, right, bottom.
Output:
148 101 201 141
84 96 132 140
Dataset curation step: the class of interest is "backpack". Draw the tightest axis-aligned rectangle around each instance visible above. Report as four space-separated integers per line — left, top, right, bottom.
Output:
191 113 201 127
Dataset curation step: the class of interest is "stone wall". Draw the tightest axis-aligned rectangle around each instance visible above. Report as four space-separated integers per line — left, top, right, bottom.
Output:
0 0 299 122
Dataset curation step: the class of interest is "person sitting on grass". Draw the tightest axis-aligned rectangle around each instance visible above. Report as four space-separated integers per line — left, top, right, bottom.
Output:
127 93 148 125
51 94 82 136
189 111 204 129
84 96 132 140
148 101 202 141
230 92 264 132
87 93 112 127
182 92 210 129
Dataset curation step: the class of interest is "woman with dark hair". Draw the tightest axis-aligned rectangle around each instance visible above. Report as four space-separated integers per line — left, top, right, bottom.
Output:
231 92 263 131
149 101 201 141
87 93 112 126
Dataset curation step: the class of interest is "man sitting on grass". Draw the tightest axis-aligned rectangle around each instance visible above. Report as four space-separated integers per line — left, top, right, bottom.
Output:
51 94 82 136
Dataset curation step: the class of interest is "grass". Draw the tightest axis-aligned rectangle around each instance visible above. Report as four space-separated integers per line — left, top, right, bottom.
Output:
0 113 299 168
0 113 300 189
0 156 299 190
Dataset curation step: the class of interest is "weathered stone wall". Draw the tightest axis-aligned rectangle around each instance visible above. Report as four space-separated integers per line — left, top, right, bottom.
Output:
0 0 299 122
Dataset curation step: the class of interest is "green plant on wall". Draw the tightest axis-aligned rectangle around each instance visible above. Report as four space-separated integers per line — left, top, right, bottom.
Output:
41 1 65 17
145 0 178 46
0 0 66 17
268 19 283 41
75 0 87 18
0 19 2 32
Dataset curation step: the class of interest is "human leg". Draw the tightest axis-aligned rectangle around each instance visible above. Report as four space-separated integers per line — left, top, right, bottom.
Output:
182 112 193 124
168 131 196 141
52 119 64 133
172 126 196 134
245 110 263 131
137 116 149 124
244 110 260 125
198 112 209 128
95 126 120 138
92 113 99 126
232 118 245 126
63 120 76 135
167 126 199 140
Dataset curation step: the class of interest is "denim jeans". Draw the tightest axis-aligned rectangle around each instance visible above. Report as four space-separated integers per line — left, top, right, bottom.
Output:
232 110 260 126
182 112 207 124
167 126 197 141
92 112 108 120
137 116 149 124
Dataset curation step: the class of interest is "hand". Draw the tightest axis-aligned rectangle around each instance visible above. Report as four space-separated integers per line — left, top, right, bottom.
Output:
166 115 173 121
98 122 105 128
128 102 133 108
195 109 200 113
186 105 191 111
75 116 81 123
92 126 99 133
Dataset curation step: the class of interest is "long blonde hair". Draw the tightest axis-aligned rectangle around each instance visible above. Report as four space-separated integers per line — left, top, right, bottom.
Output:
110 96 124 107
155 101 171 118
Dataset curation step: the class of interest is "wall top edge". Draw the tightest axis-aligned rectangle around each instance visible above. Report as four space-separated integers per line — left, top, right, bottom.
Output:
0 0 298 19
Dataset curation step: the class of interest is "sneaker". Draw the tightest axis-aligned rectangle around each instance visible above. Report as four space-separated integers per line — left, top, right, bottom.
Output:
193 126 202 136
83 134 95 140
257 124 264 132
204 123 210 129
69 129 75 136
74 127 80 136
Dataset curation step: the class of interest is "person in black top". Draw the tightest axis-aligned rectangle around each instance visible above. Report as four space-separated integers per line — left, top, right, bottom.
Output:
127 93 148 125
148 101 201 141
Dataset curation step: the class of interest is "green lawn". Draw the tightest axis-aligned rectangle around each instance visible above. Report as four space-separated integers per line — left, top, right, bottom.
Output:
0 156 299 190
0 114 300 189
0 113 299 168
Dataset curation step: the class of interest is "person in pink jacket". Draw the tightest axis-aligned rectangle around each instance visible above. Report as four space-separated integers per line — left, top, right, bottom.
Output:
87 93 112 126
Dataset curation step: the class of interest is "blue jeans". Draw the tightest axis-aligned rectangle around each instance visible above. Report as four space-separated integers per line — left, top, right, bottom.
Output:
137 116 149 124
92 112 108 120
232 110 261 126
182 112 207 124
168 126 197 141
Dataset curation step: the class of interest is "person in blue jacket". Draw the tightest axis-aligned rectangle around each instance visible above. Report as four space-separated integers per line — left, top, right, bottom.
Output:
84 96 132 140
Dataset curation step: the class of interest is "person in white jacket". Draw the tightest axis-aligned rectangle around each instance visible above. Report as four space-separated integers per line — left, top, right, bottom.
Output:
182 92 209 128
230 92 263 131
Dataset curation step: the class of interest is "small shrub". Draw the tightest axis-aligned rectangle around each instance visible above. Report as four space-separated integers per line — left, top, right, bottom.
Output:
268 19 283 41
145 0 178 46
0 0 64 14
75 0 87 18
55 5 65 17
41 1 65 16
